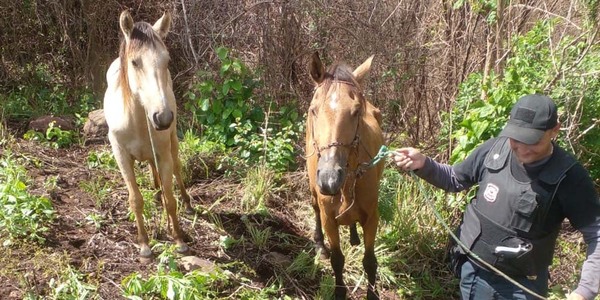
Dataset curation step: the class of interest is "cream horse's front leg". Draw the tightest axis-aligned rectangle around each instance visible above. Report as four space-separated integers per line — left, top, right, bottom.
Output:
154 142 189 254
171 130 193 214
111 142 152 257
148 131 193 214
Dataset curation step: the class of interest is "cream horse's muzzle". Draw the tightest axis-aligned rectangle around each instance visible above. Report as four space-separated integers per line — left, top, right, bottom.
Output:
151 109 174 131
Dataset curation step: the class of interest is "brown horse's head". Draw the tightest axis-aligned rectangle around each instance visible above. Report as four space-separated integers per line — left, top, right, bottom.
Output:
308 52 374 195
118 10 174 131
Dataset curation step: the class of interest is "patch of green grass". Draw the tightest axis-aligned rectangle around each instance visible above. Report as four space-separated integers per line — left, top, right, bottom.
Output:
84 212 105 230
178 130 217 184
241 165 277 214
315 274 335 300
376 170 460 299
86 148 118 170
285 250 320 280
1 242 98 299
79 179 114 208
242 215 272 251
0 109 11 147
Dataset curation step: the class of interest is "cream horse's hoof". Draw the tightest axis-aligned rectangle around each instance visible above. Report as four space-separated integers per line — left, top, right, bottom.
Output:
140 245 152 258
176 243 189 254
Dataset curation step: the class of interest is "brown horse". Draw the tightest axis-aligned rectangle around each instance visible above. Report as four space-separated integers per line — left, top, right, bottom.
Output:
103 10 193 258
306 52 384 300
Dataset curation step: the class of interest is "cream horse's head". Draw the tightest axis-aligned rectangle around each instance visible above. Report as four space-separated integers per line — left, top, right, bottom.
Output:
118 10 175 131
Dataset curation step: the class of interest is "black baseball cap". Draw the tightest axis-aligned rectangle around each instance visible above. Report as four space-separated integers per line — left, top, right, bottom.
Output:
499 94 558 144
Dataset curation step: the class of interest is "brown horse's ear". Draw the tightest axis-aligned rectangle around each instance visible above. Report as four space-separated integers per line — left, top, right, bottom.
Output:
309 52 326 85
353 55 374 87
119 10 134 44
153 12 172 40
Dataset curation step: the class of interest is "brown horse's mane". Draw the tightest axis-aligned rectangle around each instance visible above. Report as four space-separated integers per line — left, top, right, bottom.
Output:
315 63 366 112
117 22 165 110
319 63 360 92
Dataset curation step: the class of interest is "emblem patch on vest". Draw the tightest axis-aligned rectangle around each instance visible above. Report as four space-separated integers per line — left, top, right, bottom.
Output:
483 183 499 202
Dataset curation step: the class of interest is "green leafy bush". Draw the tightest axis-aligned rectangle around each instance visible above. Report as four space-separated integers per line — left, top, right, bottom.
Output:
185 47 303 172
185 47 263 146
48 265 98 300
443 20 600 181
0 153 55 245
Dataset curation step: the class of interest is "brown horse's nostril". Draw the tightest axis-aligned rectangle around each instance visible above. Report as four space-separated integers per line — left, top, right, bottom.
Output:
153 110 174 130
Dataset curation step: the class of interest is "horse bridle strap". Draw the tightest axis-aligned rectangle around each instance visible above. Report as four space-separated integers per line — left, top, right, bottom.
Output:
315 136 360 153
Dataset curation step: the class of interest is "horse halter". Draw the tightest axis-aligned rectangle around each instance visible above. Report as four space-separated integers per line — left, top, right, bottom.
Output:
311 80 362 159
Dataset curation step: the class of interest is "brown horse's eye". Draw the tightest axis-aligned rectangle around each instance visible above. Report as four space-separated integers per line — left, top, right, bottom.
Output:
348 91 355 100
131 59 140 68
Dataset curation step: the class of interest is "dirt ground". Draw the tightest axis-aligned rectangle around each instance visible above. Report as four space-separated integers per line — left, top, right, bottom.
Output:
0 136 402 300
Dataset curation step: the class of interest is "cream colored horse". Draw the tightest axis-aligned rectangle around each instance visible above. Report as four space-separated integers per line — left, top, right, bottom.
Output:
103 10 192 258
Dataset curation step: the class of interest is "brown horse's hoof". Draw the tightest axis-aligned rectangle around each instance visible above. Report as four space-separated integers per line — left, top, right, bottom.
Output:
367 289 380 300
154 191 162 204
316 244 330 259
184 206 195 215
334 286 347 300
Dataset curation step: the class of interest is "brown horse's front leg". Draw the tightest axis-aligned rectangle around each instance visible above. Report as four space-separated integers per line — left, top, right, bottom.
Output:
350 223 360 246
331 246 347 300
323 214 346 300
312 196 329 258
363 216 380 300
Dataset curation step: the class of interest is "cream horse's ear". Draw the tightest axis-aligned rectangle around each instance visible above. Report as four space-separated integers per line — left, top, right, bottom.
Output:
119 10 134 44
153 12 172 40
309 52 326 85
353 55 374 87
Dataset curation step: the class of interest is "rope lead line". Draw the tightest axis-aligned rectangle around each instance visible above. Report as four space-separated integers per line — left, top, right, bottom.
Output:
363 144 389 168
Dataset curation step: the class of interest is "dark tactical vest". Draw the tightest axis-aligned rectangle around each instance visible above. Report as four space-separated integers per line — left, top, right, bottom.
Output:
459 137 576 277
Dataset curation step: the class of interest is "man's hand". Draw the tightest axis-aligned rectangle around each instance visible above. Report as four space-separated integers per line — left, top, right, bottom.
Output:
566 292 585 300
389 147 426 171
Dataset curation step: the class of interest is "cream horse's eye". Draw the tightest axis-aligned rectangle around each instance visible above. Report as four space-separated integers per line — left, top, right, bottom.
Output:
131 59 140 68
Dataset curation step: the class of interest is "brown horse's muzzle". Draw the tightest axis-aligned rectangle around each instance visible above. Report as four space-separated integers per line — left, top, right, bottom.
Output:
316 154 347 195
152 109 174 131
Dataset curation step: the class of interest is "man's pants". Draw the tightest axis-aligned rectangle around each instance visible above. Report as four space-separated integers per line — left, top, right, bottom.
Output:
459 260 549 300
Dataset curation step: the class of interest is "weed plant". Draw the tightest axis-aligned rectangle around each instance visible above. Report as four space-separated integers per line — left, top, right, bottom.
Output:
0 152 55 246
122 244 231 299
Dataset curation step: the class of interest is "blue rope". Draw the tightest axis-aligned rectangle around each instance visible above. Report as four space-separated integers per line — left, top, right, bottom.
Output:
366 145 390 168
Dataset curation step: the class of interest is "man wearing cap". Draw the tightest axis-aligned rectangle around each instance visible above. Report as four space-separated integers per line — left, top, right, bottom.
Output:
390 94 600 300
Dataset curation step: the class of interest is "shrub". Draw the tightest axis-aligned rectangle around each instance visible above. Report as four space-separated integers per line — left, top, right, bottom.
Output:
185 47 303 173
443 20 600 182
0 153 55 245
